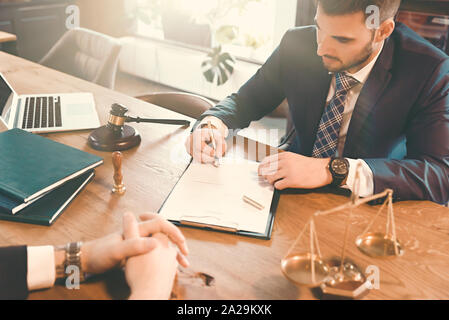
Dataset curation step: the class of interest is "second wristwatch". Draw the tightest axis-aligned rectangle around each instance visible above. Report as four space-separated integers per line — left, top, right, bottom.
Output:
328 157 350 187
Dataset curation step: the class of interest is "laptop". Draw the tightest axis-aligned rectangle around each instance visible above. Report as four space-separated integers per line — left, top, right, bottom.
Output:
0 72 100 133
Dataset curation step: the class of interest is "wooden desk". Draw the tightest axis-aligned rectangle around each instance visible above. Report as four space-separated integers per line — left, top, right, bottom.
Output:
1 52 449 300
0 31 17 44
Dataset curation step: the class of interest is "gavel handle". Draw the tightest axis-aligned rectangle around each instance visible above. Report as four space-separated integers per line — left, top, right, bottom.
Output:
125 117 190 126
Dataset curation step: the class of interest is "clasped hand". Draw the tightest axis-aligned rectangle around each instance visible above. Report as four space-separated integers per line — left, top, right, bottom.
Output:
80 212 189 299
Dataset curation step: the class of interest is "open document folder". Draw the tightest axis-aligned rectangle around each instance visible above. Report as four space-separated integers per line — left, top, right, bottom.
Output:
159 157 280 239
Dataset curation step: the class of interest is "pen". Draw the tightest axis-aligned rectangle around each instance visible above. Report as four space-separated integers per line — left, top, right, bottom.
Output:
243 195 264 211
207 120 220 167
180 220 238 233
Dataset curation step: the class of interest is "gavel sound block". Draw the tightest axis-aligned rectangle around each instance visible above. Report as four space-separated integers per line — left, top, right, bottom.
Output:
88 123 142 152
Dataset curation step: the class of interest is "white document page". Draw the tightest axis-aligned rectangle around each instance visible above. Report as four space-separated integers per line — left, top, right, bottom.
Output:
159 158 275 235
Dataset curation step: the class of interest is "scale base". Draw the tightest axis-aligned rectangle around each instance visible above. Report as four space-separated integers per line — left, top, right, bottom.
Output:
88 125 141 152
318 258 370 299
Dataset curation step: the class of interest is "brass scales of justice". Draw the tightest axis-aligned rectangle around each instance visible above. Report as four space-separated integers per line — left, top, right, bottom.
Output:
280 164 404 299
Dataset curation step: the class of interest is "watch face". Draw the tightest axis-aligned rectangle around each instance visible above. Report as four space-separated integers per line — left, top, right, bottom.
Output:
331 159 349 175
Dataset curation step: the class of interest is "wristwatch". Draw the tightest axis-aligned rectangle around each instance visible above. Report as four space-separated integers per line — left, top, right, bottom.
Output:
328 157 350 187
55 241 85 282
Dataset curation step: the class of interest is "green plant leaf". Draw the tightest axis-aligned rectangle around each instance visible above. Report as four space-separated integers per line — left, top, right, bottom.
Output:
203 69 215 83
202 46 235 86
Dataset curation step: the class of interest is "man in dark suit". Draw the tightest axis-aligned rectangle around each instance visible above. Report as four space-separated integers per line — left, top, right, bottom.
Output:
0 213 189 300
186 0 449 204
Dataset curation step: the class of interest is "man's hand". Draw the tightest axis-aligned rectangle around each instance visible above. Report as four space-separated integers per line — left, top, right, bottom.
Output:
258 152 332 190
123 213 179 300
185 118 227 163
80 213 189 275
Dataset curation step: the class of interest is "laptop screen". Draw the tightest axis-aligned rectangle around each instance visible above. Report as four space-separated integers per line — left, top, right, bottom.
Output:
0 74 14 125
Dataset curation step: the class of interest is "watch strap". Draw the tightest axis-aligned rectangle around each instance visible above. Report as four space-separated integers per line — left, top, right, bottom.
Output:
54 242 85 282
55 245 66 280
331 174 346 187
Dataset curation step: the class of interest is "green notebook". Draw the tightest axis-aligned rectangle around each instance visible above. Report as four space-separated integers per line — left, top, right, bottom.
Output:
0 128 103 203
0 171 95 226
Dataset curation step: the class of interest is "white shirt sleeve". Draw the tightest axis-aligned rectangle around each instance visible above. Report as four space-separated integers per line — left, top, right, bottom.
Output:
27 246 56 291
342 158 374 197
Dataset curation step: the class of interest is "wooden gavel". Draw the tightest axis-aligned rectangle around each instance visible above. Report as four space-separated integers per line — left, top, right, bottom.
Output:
107 103 190 130
88 103 191 152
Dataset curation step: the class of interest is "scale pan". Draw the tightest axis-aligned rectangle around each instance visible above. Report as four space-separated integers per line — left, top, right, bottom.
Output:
281 254 329 288
355 232 404 258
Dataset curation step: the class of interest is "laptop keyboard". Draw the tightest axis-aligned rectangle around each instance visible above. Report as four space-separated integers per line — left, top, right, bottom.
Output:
22 96 62 129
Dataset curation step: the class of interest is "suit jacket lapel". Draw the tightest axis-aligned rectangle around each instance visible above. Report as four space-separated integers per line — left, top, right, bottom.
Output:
343 37 395 157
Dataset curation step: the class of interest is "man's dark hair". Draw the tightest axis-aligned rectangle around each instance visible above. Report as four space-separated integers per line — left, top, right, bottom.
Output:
316 0 401 22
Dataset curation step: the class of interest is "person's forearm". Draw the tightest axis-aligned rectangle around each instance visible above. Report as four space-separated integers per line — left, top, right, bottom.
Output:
198 95 245 130
364 157 449 204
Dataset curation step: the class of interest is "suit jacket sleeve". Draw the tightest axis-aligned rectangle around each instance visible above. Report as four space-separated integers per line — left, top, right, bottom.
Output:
197 30 288 130
0 246 29 300
364 59 449 204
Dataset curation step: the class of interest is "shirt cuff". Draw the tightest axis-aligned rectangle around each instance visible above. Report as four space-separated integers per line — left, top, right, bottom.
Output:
342 158 374 197
198 116 229 138
27 246 56 291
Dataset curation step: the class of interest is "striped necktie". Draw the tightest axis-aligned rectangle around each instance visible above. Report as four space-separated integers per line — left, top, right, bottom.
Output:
312 72 359 158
